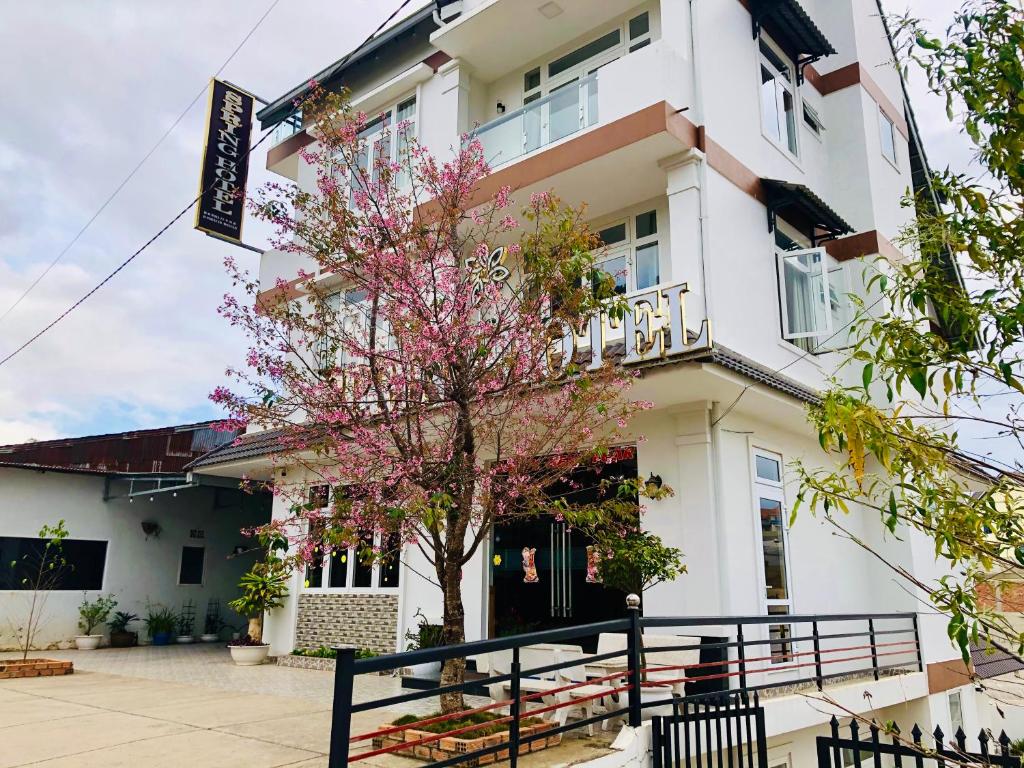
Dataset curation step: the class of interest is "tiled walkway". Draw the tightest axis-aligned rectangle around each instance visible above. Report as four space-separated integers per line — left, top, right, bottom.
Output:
0 646 614 767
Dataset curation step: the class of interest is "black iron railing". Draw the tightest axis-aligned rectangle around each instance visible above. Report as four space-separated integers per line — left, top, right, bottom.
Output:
817 716 1020 767
327 606 922 767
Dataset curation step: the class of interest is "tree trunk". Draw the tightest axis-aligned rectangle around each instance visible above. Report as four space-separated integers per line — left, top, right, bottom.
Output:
438 554 467 714
248 616 263 644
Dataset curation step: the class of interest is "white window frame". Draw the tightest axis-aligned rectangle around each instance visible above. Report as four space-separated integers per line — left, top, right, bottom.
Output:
343 94 417 205
591 204 665 295
776 244 850 353
948 690 965 735
751 448 795 665
522 7 657 101
878 106 899 168
302 488 401 595
758 34 800 158
802 100 825 139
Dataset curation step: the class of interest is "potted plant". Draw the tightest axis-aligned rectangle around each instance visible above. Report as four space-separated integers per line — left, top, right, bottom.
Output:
144 604 177 646
404 609 445 676
176 610 195 643
200 609 223 642
108 611 139 647
227 556 288 666
75 594 117 650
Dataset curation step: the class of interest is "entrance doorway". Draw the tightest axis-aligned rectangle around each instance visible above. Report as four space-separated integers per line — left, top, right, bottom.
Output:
489 450 636 641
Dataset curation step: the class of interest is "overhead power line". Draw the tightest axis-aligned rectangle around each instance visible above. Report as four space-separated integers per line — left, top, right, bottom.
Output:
0 0 281 327
0 0 417 370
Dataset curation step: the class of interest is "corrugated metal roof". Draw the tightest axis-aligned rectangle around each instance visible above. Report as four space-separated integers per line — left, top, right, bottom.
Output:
750 0 836 58
0 421 238 474
762 179 854 236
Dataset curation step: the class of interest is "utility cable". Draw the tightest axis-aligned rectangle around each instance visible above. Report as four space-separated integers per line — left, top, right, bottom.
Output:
0 0 417 370
0 0 281 326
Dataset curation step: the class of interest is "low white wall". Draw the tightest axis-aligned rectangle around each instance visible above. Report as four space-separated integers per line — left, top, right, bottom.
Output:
0 467 269 649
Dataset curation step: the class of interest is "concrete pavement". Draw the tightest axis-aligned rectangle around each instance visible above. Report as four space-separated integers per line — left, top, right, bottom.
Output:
0 646 615 767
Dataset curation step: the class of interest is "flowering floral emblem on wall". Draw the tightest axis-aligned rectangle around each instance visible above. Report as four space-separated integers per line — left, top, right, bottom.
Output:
465 246 509 303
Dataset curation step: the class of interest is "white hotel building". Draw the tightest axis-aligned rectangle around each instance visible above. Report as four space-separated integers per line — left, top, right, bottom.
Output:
190 0 1017 761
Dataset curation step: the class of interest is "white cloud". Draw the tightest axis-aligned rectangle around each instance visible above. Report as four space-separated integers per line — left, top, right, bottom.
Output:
0 0 406 443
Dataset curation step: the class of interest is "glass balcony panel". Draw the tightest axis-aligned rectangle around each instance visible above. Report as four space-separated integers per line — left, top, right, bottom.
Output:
474 73 597 168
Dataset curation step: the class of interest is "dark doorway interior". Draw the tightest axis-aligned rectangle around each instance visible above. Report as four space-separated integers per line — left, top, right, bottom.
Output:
490 449 637 644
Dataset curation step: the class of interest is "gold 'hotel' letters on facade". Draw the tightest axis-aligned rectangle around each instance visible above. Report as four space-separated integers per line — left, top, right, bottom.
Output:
546 281 711 376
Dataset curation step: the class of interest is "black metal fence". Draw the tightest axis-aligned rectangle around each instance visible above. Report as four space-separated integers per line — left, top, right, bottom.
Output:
327 608 921 766
817 716 1021 767
652 692 769 768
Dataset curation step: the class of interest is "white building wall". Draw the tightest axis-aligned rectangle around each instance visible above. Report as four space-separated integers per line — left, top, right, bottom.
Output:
0 467 266 649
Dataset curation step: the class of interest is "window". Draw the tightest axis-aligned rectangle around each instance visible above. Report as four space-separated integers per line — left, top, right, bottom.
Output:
302 487 401 592
802 101 824 137
178 546 205 585
776 235 850 354
759 37 798 156
628 11 652 51
549 29 621 79
878 108 898 166
523 11 652 102
0 537 108 590
593 208 662 295
753 449 793 663
345 95 417 206
319 288 373 371
949 690 964 734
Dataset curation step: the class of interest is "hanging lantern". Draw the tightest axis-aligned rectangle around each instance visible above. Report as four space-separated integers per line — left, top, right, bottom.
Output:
586 545 602 584
522 547 539 584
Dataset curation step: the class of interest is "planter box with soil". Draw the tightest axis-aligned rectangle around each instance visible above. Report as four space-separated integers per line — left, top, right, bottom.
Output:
372 715 560 766
0 659 73 680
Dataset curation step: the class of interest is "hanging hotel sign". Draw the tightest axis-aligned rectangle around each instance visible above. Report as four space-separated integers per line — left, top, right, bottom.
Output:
546 281 711 376
194 78 254 243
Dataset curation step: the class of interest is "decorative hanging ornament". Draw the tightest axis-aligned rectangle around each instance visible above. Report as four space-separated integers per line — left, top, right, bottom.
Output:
586 545 602 584
521 547 538 584
465 246 510 303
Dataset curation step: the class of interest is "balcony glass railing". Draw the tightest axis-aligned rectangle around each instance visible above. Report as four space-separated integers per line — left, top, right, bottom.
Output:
270 111 303 146
472 72 598 167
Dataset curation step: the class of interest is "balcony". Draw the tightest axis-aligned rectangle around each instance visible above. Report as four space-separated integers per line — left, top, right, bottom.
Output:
269 111 303 148
471 40 689 174
474 73 599 168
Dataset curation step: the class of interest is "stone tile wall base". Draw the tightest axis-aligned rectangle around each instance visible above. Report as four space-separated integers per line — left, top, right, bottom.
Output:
295 593 399 654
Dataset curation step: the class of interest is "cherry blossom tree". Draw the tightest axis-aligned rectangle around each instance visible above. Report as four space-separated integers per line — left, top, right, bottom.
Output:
214 85 671 711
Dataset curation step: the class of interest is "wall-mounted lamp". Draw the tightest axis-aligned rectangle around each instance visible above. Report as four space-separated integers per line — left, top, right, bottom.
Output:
496 102 506 114
232 545 248 556
141 521 161 539
645 472 663 496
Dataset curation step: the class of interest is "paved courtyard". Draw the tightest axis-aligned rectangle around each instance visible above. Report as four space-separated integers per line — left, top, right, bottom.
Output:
0 645 615 767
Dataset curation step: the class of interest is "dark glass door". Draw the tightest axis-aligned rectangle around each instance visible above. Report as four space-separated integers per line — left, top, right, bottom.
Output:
490 450 636 641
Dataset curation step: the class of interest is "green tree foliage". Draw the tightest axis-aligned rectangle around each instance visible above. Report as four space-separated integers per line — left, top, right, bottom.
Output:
795 0 1024 661
5 520 70 660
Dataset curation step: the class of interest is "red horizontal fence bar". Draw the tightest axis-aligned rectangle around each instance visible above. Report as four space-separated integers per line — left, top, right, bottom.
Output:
640 639 919 676
349 668 630 745
641 646 919 688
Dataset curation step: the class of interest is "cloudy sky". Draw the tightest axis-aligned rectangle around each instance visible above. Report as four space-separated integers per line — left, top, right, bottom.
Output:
0 1 988 449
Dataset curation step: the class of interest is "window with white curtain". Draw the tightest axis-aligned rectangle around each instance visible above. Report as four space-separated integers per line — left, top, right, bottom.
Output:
759 36 799 157
775 226 850 354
